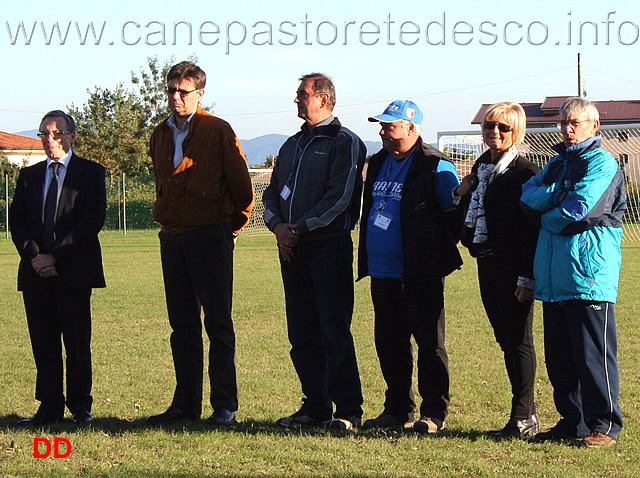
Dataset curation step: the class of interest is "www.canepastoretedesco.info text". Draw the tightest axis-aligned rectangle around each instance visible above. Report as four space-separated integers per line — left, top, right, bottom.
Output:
4 12 639 54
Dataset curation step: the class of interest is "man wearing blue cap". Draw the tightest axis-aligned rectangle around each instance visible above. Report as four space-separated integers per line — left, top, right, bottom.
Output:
358 100 462 433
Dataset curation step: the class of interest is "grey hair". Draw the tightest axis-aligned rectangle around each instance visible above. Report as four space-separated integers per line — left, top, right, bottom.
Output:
560 97 600 121
299 72 336 110
401 119 422 136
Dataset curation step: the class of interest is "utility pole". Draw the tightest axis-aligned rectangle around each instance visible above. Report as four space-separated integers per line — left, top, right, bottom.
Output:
577 53 583 97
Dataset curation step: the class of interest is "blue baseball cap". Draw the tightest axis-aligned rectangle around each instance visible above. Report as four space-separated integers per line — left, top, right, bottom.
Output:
368 100 423 125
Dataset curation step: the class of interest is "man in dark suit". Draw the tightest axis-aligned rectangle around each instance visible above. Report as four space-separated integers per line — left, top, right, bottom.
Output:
10 110 106 426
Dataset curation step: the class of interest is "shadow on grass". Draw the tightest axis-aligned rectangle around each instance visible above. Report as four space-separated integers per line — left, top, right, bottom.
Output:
2 414 583 446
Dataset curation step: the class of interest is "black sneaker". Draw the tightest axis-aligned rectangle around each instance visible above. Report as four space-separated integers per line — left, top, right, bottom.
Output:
534 423 578 441
276 411 326 429
362 413 413 429
328 416 361 430
413 416 445 434
489 414 539 438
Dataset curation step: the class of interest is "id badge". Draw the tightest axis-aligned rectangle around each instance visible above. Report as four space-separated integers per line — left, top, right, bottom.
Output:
281 184 291 200
373 212 392 231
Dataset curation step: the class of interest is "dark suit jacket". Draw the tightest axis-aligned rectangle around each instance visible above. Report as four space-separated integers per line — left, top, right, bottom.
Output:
10 153 107 291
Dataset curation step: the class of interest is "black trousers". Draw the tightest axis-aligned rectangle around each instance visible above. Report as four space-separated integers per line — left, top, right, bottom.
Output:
280 234 363 420
477 257 537 420
370 277 449 424
159 224 238 416
23 278 93 416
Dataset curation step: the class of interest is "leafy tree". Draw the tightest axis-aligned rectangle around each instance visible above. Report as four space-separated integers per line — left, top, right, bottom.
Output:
68 55 214 177
0 155 21 180
131 54 214 131
130 55 174 131
68 85 150 176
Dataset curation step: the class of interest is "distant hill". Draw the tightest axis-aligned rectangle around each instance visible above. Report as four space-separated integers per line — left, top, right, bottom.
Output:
16 129 38 138
240 134 382 167
240 134 288 167
14 130 382 167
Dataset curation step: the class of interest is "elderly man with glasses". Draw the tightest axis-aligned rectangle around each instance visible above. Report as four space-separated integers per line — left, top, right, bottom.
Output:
521 97 626 447
10 110 106 426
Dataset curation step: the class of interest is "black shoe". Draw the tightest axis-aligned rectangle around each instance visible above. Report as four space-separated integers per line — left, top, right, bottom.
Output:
73 410 94 424
207 409 237 426
148 407 198 424
489 414 539 438
276 410 328 428
328 416 362 431
17 409 63 427
413 416 446 434
362 413 413 429
534 423 578 442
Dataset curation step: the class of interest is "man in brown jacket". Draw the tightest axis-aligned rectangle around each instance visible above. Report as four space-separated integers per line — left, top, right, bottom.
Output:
147 61 254 426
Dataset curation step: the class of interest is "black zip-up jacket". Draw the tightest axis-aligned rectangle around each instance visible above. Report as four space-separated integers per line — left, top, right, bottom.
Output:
263 117 365 242
357 138 463 283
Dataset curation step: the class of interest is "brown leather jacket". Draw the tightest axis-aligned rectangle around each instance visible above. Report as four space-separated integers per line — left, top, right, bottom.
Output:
150 107 254 234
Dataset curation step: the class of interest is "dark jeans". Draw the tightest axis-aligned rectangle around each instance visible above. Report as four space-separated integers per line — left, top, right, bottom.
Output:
280 234 363 420
370 277 449 424
23 279 93 416
543 300 622 439
159 223 238 416
477 257 537 419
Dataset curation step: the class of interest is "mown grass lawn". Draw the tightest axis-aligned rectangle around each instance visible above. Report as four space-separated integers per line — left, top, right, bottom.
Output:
0 230 639 477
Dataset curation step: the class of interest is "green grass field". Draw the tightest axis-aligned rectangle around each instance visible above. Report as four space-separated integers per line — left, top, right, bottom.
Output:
1 231 639 477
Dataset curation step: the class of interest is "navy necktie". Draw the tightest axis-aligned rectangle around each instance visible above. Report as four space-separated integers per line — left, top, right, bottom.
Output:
43 162 60 249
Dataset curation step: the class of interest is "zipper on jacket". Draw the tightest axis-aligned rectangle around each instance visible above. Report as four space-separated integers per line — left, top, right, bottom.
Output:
286 134 332 223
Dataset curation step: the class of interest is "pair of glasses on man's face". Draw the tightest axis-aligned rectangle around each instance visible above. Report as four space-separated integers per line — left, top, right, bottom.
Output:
166 87 199 97
37 131 73 140
483 121 513 133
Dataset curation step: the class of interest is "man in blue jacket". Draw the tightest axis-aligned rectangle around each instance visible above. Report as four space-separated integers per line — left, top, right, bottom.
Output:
520 97 626 447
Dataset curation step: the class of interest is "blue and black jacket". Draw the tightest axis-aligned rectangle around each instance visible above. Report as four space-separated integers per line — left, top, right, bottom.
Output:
520 136 626 303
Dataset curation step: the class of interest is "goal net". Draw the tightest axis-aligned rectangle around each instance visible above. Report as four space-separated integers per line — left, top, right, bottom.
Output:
245 169 274 236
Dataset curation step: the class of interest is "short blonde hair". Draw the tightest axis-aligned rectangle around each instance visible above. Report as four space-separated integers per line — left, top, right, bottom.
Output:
483 102 526 146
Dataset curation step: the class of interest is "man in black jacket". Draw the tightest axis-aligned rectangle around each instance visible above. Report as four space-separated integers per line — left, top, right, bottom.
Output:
358 100 462 433
263 73 365 430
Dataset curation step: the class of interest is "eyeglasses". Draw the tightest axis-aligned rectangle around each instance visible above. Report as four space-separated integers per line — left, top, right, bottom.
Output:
37 130 73 139
166 87 199 97
483 121 513 133
558 119 592 129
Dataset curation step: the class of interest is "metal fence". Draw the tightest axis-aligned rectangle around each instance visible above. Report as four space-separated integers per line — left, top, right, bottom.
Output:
1 171 274 237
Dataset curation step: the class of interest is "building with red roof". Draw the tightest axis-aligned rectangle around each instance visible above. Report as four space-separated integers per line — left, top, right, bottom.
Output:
0 131 46 167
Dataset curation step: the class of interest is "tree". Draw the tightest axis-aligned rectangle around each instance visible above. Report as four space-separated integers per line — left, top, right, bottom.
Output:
0 155 21 180
68 85 150 176
131 54 214 131
68 55 214 177
130 55 174 131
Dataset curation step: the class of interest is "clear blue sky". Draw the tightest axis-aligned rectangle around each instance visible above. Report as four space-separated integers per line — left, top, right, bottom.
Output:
3 0 640 143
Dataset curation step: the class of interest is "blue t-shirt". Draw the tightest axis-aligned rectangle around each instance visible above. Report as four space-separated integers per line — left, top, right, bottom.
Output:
366 152 459 279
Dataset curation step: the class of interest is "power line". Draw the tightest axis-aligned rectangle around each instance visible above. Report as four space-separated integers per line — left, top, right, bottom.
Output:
0 66 579 119
219 66 576 116
583 66 640 87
